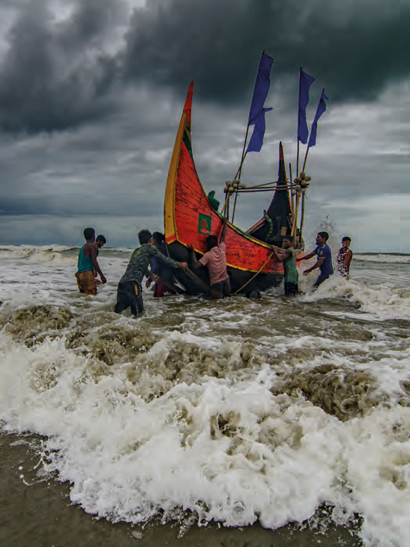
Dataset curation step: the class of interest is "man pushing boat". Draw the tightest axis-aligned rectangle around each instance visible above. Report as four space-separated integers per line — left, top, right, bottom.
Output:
272 235 299 296
114 230 188 316
188 217 231 299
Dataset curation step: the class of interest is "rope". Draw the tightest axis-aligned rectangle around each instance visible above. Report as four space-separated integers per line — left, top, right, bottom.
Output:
233 252 274 295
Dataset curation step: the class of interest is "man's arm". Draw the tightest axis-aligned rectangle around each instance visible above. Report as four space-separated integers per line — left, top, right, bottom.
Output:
218 216 228 244
273 248 291 263
303 257 324 276
90 244 106 283
187 245 204 269
300 251 315 261
344 250 353 266
150 245 188 270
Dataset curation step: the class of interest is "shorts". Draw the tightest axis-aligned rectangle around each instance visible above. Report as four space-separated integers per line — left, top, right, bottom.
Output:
114 281 144 316
210 277 231 297
75 270 97 295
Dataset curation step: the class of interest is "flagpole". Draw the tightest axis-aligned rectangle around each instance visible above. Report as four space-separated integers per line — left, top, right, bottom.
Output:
289 162 294 214
237 126 250 180
231 192 239 224
296 66 302 178
302 147 310 172
299 192 306 244
229 122 250 222
303 88 327 172
296 141 300 178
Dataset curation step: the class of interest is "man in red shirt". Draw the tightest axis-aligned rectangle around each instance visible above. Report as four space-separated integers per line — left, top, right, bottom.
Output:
189 217 231 299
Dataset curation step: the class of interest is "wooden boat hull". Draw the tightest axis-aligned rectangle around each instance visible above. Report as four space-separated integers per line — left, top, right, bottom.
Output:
164 83 287 296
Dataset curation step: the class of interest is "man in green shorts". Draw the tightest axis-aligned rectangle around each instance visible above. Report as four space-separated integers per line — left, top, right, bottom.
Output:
272 235 299 296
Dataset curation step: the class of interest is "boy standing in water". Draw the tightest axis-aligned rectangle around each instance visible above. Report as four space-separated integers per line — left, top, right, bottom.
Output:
301 231 333 287
336 236 353 278
189 217 231 299
272 235 299 296
114 230 188 316
75 228 106 295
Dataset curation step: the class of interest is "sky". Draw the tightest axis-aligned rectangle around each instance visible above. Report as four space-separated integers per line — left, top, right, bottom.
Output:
0 0 407 252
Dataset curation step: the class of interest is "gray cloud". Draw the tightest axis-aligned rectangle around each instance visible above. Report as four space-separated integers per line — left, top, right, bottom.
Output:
0 0 407 135
124 0 407 104
0 0 123 133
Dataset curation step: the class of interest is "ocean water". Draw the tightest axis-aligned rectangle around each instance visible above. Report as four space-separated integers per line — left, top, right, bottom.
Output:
0 244 409 547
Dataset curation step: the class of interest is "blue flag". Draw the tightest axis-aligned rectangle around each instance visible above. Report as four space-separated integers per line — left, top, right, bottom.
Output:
246 53 274 153
246 107 273 153
308 90 329 148
297 68 315 144
247 53 274 124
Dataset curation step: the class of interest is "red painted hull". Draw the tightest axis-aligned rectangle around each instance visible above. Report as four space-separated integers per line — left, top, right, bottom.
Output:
164 83 293 295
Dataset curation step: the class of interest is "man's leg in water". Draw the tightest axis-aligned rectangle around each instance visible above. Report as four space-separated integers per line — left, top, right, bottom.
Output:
222 278 231 297
130 282 144 316
313 272 329 288
114 282 131 313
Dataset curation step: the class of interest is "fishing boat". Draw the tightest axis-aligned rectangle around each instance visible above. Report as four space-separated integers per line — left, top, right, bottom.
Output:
164 54 327 296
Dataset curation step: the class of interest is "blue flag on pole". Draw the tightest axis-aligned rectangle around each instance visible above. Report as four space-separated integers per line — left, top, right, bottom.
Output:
297 68 315 144
246 107 273 153
308 89 329 148
246 53 274 153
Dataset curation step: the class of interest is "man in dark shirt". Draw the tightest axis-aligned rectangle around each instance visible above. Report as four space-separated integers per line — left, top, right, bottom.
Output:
300 231 333 287
114 230 187 316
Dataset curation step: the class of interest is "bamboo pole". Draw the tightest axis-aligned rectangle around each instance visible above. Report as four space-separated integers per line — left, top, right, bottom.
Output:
299 192 306 244
289 162 294 214
236 125 250 181
291 189 302 238
221 191 230 216
302 146 310 173
296 141 300 180
235 187 291 193
231 191 239 224
296 66 302 179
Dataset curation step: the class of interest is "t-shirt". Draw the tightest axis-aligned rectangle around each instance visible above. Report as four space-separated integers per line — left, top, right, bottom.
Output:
314 244 333 277
119 244 179 285
199 241 229 285
283 247 299 285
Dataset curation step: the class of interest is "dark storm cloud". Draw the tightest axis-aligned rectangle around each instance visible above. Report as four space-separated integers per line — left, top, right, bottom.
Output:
0 0 406 135
0 0 123 133
124 0 406 104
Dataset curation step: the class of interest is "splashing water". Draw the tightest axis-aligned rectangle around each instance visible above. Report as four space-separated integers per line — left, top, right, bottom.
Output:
0 245 409 547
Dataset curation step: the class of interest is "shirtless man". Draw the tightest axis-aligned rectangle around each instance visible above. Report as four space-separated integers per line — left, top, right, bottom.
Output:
75 228 106 295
